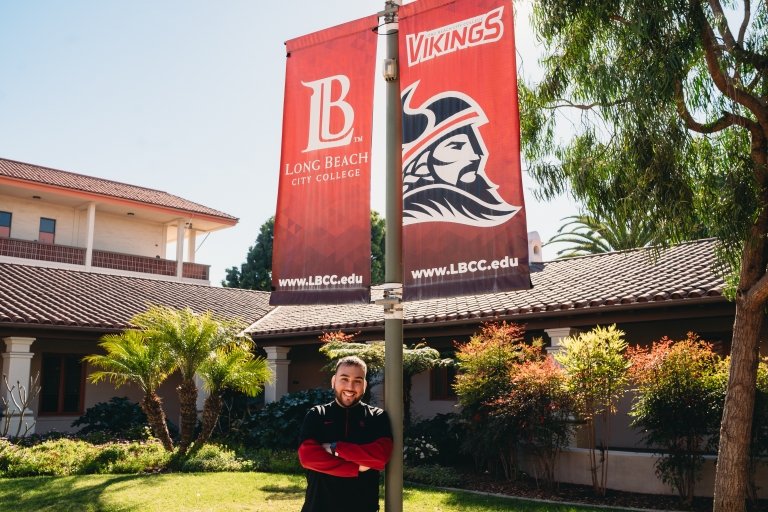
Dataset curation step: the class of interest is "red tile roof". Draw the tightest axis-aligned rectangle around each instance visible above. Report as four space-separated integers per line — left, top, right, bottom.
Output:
0 263 271 330
0 158 237 221
247 239 726 336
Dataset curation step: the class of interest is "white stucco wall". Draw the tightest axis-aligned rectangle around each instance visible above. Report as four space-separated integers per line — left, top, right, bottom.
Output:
1 194 168 257
91 211 166 257
0 195 77 245
519 447 768 499
410 370 459 422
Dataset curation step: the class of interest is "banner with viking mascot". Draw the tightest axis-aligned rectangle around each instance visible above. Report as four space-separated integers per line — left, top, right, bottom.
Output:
399 0 530 300
271 15 378 305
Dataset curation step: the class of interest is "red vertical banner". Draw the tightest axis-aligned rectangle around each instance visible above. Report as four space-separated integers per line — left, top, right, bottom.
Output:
399 0 530 301
271 16 378 305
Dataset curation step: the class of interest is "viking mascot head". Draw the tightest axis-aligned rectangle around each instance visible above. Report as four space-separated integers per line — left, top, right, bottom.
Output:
401 81 520 227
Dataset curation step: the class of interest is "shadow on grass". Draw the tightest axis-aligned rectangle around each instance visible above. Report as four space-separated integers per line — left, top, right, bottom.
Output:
0 474 147 512
260 482 305 501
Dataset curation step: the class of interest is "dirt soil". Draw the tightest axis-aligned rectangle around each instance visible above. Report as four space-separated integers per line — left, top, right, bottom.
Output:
458 474 768 511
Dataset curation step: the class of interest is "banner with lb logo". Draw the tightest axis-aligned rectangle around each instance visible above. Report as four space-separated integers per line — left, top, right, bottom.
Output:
271 15 378 305
399 0 531 300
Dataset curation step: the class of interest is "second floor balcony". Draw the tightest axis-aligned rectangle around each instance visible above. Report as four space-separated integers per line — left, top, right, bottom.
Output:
0 237 210 281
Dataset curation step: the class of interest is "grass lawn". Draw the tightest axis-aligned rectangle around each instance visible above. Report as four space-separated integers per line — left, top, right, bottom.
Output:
0 472 636 512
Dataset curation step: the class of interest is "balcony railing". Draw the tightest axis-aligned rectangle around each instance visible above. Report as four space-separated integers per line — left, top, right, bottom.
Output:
0 237 209 281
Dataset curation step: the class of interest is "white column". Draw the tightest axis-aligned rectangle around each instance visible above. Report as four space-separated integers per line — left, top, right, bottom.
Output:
176 220 185 278
85 202 96 269
263 346 291 403
186 228 196 264
2 337 36 436
544 327 581 359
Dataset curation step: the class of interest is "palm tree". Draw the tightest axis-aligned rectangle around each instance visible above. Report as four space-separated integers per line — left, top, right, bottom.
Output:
194 345 272 445
84 329 175 450
131 306 249 453
547 213 657 258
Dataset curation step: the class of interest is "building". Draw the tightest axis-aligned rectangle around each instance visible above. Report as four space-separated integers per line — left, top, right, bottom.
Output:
2 157 764 496
0 158 272 435
246 238 768 497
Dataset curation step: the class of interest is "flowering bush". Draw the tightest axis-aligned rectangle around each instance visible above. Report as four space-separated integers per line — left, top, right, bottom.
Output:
403 435 439 466
628 333 724 507
453 321 545 478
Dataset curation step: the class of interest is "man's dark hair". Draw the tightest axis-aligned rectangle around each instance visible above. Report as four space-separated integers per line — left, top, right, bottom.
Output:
335 356 367 376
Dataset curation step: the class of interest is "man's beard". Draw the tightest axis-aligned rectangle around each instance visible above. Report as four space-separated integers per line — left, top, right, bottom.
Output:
335 389 362 408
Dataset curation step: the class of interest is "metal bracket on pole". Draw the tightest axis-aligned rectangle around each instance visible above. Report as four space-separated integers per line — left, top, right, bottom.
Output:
373 283 403 319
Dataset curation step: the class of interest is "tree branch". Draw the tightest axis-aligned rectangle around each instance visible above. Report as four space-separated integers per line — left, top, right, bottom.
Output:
544 98 626 111
708 0 737 48
698 4 768 126
738 0 750 46
707 0 768 76
673 80 757 133
609 14 631 25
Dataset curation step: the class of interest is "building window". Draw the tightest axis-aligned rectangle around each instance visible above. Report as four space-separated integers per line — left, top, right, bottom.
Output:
0 211 10 238
39 217 56 244
40 354 85 415
430 365 458 401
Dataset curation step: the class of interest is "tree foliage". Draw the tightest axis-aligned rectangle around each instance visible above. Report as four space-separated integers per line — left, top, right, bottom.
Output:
453 322 542 408
195 345 271 446
129 306 253 453
548 213 659 257
523 2 768 508
453 322 547 479
85 329 176 450
223 211 386 289
86 306 271 453
627 333 724 506
222 217 273 291
488 358 576 488
554 325 630 495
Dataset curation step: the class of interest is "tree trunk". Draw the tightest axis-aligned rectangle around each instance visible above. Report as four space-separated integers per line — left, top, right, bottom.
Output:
713 302 762 511
176 378 199 454
195 393 223 446
141 392 174 451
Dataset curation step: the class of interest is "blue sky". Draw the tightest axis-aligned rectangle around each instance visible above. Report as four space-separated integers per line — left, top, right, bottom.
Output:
0 0 577 285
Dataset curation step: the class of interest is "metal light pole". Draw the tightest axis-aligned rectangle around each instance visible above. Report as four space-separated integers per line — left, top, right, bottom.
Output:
380 1 403 511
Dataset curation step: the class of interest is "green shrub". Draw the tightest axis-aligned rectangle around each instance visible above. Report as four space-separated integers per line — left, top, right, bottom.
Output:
489 358 577 488
0 439 171 477
453 322 544 478
1 438 100 477
403 435 439 466
84 441 171 474
404 464 463 487
406 413 466 467
71 397 151 441
0 439 305 478
239 388 334 449
554 325 629 496
0 438 18 476
180 444 251 472
259 448 302 474
223 446 302 474
628 333 724 507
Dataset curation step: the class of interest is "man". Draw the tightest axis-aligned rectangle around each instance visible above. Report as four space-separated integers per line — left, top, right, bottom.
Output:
298 356 393 512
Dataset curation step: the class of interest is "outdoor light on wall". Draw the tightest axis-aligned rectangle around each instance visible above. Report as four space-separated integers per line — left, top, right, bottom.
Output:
32 195 41 199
